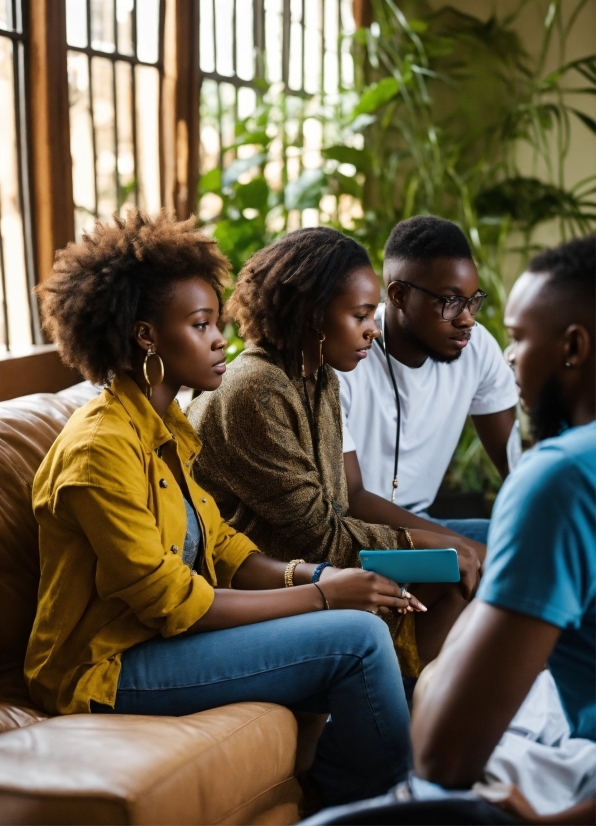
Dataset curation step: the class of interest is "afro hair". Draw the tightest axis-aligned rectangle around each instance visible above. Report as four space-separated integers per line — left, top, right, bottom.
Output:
385 216 473 262
37 210 231 385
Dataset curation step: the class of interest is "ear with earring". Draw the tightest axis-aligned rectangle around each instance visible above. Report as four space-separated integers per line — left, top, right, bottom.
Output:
143 344 165 399
300 330 326 378
317 330 326 367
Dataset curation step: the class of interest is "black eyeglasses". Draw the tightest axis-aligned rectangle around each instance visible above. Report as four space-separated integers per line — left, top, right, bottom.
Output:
397 281 487 321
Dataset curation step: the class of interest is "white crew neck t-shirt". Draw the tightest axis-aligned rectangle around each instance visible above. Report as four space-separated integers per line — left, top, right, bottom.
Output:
338 304 518 513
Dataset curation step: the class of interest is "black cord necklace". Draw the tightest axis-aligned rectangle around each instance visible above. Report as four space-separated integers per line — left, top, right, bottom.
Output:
374 317 401 502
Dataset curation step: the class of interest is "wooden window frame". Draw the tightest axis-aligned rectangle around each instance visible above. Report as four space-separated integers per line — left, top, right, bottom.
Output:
0 0 199 400
0 0 362 399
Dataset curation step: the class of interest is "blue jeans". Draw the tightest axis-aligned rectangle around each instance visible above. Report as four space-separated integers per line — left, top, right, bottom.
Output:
422 515 490 545
92 610 411 806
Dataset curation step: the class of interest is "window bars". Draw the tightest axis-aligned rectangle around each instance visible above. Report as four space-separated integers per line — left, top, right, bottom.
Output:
198 0 356 226
0 0 38 352
65 0 164 238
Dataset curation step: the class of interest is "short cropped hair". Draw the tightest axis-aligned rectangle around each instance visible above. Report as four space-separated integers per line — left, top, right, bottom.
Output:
385 216 473 261
228 227 371 378
37 210 231 385
527 235 595 308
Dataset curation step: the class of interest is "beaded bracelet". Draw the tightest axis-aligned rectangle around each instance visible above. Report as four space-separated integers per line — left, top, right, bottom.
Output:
400 527 416 550
312 561 333 583
284 558 305 587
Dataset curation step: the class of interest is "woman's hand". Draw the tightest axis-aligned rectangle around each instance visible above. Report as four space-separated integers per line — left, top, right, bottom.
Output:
318 568 427 614
408 529 481 600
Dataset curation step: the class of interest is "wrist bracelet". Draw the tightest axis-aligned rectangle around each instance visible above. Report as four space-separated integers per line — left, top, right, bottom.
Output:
399 527 416 550
312 561 332 583
284 558 305 587
313 582 330 610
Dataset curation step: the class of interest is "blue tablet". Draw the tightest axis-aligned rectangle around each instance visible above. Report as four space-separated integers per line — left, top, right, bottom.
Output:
359 549 460 583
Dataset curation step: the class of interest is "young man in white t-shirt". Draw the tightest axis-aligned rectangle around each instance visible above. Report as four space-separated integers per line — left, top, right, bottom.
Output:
338 216 518 545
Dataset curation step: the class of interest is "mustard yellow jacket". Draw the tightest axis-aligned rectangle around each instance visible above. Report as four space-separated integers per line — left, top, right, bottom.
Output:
25 374 259 715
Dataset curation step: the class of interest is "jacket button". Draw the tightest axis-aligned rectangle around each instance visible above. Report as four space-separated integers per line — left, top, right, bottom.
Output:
159 479 168 488
201 498 207 503
171 545 178 554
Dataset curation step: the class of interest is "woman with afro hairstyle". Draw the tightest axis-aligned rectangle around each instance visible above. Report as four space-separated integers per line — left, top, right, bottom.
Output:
25 210 419 809
188 227 482 675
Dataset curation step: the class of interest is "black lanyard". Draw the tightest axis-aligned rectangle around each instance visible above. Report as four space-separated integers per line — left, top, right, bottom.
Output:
374 320 401 502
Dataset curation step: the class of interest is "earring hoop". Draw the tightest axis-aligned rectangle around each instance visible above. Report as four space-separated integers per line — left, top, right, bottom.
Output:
317 331 326 368
143 345 164 399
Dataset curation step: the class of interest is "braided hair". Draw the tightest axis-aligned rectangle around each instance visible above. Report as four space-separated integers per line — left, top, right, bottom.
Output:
228 227 371 377
228 227 372 461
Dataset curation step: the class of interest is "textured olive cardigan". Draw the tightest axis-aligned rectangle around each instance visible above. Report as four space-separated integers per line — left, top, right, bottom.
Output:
187 346 401 566
187 346 420 674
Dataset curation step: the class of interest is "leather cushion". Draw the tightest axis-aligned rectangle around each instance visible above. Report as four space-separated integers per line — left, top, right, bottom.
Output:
0 703 48 735
0 702 300 825
0 383 100 704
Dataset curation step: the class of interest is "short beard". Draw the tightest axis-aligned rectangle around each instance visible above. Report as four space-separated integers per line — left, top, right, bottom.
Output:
528 374 569 443
401 320 463 365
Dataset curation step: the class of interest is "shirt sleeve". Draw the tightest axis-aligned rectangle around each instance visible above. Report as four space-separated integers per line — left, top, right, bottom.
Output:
62 485 215 637
342 410 357 453
469 325 519 416
211 514 261 587
478 445 591 630
192 377 400 567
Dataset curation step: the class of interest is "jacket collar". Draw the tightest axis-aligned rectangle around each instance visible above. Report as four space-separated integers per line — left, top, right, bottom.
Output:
108 374 202 461
240 344 332 387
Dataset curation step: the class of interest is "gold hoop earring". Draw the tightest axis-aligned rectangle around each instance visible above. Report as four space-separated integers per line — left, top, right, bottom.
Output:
317 331 326 368
143 345 164 399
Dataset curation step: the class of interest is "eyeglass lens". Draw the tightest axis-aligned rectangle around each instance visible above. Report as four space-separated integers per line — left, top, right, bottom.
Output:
442 293 485 320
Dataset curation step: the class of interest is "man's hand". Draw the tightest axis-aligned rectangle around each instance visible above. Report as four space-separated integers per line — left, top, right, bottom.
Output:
344 450 487 563
408 529 482 600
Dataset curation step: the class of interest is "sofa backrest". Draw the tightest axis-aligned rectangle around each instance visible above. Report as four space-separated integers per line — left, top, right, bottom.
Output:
0 383 100 705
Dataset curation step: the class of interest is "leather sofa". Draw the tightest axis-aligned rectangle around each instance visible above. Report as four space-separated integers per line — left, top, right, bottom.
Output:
0 383 308 825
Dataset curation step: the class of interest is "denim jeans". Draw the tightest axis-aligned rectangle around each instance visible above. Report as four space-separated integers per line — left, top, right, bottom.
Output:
421 514 490 545
92 610 411 806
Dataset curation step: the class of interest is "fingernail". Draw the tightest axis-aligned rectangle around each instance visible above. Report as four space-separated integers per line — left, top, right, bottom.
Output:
404 591 412 598
419 604 427 611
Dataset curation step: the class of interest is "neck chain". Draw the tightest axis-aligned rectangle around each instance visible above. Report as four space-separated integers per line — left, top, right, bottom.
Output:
374 316 401 502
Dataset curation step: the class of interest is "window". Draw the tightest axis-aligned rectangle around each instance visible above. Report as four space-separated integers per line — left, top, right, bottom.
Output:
65 0 163 238
0 0 37 352
198 0 356 230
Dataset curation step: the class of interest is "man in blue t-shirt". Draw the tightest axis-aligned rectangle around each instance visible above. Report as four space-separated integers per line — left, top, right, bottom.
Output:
412 235 595 823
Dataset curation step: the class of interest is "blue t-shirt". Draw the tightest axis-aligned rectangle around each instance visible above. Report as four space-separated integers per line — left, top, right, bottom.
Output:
478 421 596 742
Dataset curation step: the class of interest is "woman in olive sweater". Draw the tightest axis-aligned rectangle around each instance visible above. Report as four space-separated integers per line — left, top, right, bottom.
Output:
188 228 482 672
